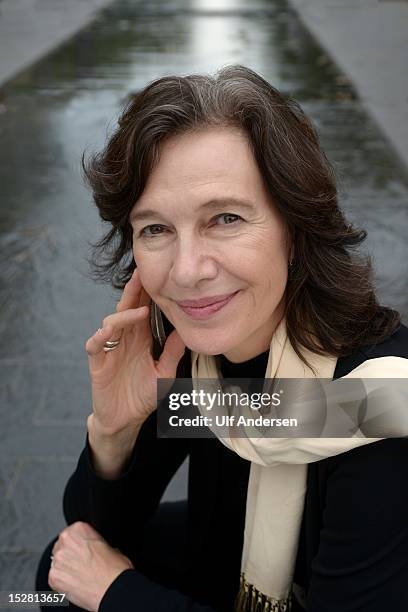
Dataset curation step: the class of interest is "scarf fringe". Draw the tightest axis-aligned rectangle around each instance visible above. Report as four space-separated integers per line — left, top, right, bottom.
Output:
234 573 293 612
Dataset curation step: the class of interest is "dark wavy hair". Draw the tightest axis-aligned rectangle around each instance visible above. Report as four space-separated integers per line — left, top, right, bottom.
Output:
82 64 400 367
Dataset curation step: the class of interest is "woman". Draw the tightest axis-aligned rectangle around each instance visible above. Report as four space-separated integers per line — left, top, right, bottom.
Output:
35 65 408 611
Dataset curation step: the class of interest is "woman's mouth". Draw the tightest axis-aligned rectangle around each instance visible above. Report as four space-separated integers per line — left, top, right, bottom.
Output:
177 291 240 320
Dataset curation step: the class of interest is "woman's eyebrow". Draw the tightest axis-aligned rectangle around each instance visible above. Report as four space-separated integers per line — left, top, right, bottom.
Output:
130 197 256 223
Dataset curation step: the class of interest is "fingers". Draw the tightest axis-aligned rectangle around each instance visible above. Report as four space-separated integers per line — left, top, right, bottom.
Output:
116 268 140 312
116 268 150 313
139 286 152 309
156 328 186 379
66 521 105 541
86 268 153 373
101 306 150 338
53 523 103 561
85 307 149 370
85 326 112 372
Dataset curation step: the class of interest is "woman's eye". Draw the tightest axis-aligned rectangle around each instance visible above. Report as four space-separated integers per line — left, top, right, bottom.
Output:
138 214 242 238
214 213 242 225
140 224 166 237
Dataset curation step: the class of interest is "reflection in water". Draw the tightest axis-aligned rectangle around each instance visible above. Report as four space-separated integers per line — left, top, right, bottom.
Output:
0 0 407 362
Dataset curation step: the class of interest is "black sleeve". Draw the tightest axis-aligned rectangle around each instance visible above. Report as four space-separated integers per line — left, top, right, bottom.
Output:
62 410 189 556
98 569 217 612
307 438 408 611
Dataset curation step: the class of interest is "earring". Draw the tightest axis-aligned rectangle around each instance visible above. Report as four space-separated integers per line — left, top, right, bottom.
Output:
150 301 166 348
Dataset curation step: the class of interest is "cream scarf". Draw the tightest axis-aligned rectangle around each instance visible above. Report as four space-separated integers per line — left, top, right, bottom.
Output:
191 317 408 611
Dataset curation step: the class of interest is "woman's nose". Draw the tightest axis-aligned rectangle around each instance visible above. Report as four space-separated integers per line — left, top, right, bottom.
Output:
169 236 218 288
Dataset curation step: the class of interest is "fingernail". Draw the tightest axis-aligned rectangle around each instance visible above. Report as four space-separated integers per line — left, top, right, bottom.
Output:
97 327 104 335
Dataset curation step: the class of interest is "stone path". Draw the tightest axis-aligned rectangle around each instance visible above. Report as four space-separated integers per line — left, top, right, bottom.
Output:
0 0 117 88
287 0 408 169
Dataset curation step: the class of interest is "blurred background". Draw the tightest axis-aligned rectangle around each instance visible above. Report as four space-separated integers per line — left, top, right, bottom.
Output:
0 0 407 604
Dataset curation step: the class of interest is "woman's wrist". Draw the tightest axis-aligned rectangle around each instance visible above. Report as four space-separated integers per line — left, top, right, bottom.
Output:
87 414 143 480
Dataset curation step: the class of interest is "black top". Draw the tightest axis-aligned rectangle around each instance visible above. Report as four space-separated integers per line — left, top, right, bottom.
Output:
62 324 408 611
217 348 270 377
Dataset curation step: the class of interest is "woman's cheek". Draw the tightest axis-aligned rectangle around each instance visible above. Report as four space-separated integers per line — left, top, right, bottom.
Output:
136 255 166 300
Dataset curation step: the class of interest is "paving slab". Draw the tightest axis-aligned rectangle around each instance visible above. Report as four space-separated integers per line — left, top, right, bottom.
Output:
286 0 408 169
0 0 117 88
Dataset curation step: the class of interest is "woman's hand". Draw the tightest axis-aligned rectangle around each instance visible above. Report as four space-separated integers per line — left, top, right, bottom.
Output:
85 267 186 436
48 521 134 611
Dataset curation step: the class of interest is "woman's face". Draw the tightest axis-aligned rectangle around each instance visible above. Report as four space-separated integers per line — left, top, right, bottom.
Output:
130 126 291 362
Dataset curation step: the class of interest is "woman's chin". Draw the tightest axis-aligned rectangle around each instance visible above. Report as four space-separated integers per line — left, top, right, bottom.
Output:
181 334 232 356
184 343 223 356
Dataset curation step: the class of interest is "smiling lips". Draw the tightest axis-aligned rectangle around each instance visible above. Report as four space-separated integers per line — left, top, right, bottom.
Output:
176 291 240 320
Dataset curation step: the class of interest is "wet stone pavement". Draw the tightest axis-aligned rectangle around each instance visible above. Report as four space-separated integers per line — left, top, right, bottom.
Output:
0 0 407 607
